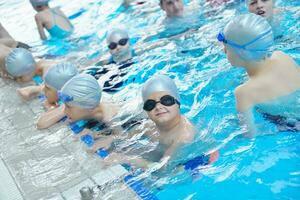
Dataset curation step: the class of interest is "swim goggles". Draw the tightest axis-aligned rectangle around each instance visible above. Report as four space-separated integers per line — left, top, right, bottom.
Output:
143 95 180 112
108 38 129 50
217 29 272 51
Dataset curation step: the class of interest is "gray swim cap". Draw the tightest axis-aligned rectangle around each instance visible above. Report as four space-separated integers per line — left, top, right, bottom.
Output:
44 62 78 91
5 48 36 77
29 0 50 7
223 13 274 61
106 28 129 43
60 74 102 109
142 74 180 102
245 0 275 6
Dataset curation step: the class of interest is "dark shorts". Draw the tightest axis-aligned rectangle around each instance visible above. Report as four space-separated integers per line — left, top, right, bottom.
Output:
262 113 300 132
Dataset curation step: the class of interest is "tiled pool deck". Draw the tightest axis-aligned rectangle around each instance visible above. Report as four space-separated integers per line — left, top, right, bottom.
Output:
0 78 140 200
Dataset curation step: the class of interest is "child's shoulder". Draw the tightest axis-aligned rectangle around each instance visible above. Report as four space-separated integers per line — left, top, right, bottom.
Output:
34 9 49 19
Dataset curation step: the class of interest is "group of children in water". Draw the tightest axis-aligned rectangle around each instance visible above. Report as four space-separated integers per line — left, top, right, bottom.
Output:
0 0 299 172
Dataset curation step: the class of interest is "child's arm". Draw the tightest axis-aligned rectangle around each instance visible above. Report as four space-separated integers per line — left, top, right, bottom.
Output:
17 85 43 101
103 152 151 169
37 104 65 129
35 15 47 40
0 38 18 48
90 135 115 152
0 23 13 38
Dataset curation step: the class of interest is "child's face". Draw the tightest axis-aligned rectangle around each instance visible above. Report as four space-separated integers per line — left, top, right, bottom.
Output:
145 91 180 127
64 104 91 122
247 0 274 20
108 38 130 59
18 71 35 83
161 0 184 17
44 85 58 104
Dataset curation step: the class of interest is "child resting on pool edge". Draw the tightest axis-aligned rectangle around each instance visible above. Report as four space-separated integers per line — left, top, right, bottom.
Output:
36 62 79 129
95 74 219 170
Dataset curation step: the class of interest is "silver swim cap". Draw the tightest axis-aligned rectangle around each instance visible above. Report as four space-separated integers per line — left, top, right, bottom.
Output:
60 74 102 109
245 0 275 6
29 0 50 7
44 62 78 91
106 28 129 43
5 48 36 77
142 74 180 102
222 13 274 61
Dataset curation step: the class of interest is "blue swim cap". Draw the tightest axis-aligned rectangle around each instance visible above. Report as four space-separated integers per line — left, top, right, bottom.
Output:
60 74 102 109
29 0 50 7
5 48 36 77
142 74 180 102
44 62 78 91
219 13 274 61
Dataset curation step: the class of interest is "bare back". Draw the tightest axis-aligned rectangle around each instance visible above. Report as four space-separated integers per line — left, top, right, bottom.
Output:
36 8 72 31
236 51 300 116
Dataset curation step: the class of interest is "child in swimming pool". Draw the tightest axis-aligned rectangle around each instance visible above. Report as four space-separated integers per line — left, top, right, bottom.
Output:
245 0 285 37
217 13 300 136
59 73 152 154
159 0 184 18
36 62 78 129
86 28 167 92
59 73 122 132
99 75 219 169
246 0 274 21
91 28 135 67
29 0 73 40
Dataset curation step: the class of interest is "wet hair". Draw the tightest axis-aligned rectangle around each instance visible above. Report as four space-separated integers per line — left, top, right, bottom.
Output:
223 13 274 61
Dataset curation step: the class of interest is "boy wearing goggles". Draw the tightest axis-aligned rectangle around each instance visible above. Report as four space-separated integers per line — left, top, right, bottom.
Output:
218 14 300 135
101 75 218 170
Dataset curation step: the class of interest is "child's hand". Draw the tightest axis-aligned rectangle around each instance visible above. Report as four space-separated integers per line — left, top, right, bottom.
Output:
43 100 58 111
91 136 113 152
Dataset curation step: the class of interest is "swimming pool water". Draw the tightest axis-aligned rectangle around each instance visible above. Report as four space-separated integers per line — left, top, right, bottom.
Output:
1 0 299 199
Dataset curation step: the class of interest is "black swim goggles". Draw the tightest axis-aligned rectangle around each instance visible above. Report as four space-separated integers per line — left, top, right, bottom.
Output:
143 95 180 112
108 38 129 50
